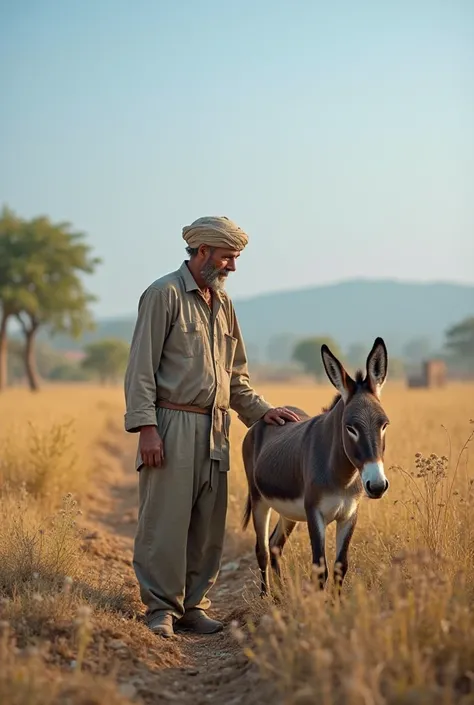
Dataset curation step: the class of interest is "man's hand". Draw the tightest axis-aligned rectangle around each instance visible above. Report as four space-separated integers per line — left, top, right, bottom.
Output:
262 407 300 426
139 425 165 467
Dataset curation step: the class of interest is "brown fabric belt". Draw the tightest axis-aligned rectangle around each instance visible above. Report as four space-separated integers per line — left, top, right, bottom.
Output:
156 400 212 416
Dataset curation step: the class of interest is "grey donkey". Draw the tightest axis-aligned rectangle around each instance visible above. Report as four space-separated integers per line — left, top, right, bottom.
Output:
242 337 390 596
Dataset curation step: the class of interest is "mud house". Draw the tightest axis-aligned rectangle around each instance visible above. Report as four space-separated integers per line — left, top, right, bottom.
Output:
407 359 447 388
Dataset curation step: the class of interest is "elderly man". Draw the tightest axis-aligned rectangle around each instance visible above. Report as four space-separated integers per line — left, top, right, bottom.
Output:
124 216 298 639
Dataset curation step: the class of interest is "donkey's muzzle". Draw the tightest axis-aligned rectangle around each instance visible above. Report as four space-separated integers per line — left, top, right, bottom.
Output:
365 478 389 499
361 461 389 499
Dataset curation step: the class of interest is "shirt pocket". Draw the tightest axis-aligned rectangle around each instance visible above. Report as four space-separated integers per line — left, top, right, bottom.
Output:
180 321 205 358
224 333 238 372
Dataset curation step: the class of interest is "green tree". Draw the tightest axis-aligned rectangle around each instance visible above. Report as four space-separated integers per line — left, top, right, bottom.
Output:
0 208 101 390
0 206 24 390
292 336 343 382
444 316 474 372
81 338 130 384
49 361 91 382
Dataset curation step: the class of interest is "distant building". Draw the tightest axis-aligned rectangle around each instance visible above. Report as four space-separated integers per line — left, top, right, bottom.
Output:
407 359 447 388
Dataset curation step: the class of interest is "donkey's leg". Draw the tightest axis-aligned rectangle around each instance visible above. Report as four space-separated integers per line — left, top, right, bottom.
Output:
251 500 272 597
269 517 297 577
306 507 328 589
334 512 358 595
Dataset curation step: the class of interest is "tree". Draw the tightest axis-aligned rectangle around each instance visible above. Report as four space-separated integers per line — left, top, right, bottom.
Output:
444 316 474 373
0 206 24 390
292 336 343 382
0 208 101 390
49 361 91 382
81 338 130 384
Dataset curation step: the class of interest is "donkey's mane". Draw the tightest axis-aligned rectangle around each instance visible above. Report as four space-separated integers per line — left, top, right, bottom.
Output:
322 394 342 413
321 369 365 414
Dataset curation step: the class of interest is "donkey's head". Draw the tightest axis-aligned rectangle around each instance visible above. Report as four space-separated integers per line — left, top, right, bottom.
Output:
321 337 390 499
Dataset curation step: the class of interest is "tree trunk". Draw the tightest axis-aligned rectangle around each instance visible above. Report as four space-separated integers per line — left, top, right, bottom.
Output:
16 313 41 392
0 313 8 392
24 326 40 392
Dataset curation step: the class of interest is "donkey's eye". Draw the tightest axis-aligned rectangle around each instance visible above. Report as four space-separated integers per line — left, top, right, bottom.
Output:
381 421 390 432
346 425 359 438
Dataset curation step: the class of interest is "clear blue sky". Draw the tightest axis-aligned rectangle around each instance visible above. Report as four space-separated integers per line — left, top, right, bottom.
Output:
1 0 473 318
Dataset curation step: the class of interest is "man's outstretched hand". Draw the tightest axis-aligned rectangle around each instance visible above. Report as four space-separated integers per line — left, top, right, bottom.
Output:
262 407 300 426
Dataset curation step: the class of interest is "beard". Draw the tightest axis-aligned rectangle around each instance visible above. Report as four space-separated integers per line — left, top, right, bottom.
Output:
200 258 229 292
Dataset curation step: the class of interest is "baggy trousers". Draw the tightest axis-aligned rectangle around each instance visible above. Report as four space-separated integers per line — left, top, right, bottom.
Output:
133 407 228 622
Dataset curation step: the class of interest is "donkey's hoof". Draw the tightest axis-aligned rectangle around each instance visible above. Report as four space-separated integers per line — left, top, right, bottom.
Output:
260 585 276 600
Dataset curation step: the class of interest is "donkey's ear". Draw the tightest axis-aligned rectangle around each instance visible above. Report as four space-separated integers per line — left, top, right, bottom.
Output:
365 337 388 398
321 345 355 402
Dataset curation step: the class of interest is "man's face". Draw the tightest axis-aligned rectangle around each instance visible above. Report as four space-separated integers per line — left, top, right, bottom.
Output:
200 247 240 291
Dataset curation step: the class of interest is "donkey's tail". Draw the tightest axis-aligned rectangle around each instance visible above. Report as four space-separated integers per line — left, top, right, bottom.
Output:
242 492 252 531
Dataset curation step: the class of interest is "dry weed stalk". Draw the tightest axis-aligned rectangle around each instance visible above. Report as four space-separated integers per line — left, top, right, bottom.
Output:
0 492 83 595
392 424 474 569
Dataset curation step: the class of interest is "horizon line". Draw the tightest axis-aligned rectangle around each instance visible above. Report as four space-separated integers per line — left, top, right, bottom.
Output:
92 275 474 321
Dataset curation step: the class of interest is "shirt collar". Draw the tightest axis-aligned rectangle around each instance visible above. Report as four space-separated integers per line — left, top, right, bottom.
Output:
179 260 199 293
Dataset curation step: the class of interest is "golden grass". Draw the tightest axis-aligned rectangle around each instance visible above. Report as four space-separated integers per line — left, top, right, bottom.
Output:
0 385 180 704
0 381 473 704
0 385 126 509
227 381 474 704
0 492 81 595
0 618 134 705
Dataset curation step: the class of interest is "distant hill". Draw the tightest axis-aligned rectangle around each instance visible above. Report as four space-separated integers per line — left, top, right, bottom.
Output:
32 279 474 360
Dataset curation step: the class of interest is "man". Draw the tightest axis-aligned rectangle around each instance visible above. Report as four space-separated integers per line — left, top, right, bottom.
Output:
124 215 299 639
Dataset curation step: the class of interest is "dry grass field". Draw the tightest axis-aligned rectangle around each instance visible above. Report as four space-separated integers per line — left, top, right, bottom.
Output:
0 380 473 704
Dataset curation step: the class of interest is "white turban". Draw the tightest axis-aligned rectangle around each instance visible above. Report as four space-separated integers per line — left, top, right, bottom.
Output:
182 216 249 251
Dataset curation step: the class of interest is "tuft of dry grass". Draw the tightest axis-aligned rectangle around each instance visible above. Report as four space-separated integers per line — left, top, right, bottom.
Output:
0 421 80 506
0 492 82 596
0 619 135 705
232 553 474 705
227 383 474 705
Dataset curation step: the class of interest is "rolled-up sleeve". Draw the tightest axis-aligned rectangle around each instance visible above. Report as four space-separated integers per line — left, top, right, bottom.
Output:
229 314 273 428
124 286 169 433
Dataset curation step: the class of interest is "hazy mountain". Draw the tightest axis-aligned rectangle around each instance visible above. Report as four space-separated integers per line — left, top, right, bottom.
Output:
33 279 474 360
231 279 474 358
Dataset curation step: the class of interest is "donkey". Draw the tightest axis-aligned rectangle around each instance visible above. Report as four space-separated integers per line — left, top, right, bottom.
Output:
242 337 390 596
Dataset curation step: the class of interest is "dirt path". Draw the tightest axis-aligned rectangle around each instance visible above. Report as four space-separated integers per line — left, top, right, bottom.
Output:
80 433 276 705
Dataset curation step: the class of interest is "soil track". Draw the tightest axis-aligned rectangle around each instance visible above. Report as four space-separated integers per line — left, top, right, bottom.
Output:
81 435 277 705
